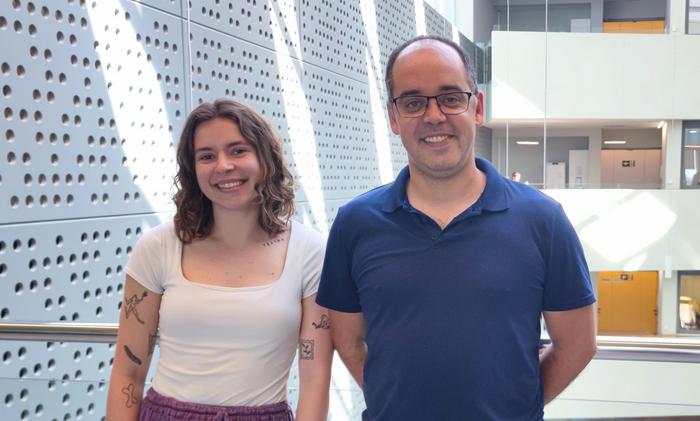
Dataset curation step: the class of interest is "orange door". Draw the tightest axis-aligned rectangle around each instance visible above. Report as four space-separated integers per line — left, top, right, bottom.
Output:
603 20 665 34
598 271 658 335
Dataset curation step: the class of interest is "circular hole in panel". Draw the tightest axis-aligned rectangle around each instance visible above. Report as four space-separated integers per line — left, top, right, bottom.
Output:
63 133 70 144
38 173 46 185
39 194 47 207
5 129 14 141
10 196 19 208
23 174 32 185
18 368 27 379
29 45 38 57
80 233 88 243
4 107 13 120
96 306 102 316
33 363 41 375
42 257 51 268
56 31 64 42
72 312 79 321
0 308 8 319
90 193 97 204
48 359 55 370
102 193 109 203
2 85 10 97
55 235 63 246
16 65 25 77
50 154 59 165
12 239 21 251
43 49 52 61
18 347 26 359
70 273 77 284
58 295 65 306
78 174 85 184
27 238 35 249
47 91 54 102
0 241 5 253
29 279 37 290
0 264 7 276
14 283 23 294
28 259 37 270
66 194 74 205
44 298 52 309
53 195 61 205
35 404 43 415
22 152 30 164
51 174 59 185
43 278 51 289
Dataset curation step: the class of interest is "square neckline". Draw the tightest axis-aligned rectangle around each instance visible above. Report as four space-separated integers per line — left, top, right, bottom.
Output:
175 221 297 291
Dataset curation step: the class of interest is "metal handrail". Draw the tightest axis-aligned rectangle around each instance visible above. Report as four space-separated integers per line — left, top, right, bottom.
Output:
0 322 119 343
1 322 700 362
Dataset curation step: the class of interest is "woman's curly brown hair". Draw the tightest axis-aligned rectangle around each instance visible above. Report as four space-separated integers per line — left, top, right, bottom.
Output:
173 98 295 243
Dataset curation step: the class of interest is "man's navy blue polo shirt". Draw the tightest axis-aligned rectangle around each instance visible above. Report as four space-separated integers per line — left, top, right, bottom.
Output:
317 157 595 421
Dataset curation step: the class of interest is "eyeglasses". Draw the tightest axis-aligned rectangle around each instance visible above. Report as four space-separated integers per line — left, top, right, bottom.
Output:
392 91 473 118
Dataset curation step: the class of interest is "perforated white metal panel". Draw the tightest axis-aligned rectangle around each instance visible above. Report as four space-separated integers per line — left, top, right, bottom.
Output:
0 0 184 223
424 2 451 38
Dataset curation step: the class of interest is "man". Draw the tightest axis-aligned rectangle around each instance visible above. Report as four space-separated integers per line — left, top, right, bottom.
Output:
511 171 522 182
317 35 596 420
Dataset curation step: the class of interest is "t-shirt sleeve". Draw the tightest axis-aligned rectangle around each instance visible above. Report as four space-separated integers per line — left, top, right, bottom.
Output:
124 224 167 294
316 207 362 313
543 205 596 311
300 225 326 299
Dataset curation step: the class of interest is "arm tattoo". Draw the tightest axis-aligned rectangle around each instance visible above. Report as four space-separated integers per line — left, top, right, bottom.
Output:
299 339 315 360
262 237 284 247
124 291 147 324
148 333 157 356
312 314 330 330
124 345 142 365
121 383 139 408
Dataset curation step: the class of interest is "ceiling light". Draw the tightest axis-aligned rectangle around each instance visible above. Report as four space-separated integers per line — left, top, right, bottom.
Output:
516 141 540 145
604 140 627 145
689 130 698 134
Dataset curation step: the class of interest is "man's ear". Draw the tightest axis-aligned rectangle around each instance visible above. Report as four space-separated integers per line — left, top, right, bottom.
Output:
474 91 485 127
387 101 400 135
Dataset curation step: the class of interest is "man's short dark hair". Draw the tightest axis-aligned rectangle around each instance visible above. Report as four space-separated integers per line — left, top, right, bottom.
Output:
384 35 478 98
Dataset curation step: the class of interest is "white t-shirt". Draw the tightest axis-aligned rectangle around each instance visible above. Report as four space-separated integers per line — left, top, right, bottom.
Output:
124 220 325 406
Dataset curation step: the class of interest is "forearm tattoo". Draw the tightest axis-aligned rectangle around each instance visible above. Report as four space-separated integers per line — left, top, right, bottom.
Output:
300 339 315 360
123 345 142 366
121 383 139 408
312 314 330 330
148 333 157 356
124 291 148 324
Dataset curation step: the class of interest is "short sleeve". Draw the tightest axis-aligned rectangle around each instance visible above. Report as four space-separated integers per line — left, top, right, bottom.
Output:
316 207 362 312
124 223 169 294
299 223 326 299
543 205 596 311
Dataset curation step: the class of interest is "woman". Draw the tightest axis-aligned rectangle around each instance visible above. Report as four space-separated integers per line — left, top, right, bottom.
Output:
106 98 332 420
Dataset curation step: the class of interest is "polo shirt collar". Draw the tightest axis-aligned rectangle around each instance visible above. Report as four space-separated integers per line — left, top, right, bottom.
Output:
379 157 509 213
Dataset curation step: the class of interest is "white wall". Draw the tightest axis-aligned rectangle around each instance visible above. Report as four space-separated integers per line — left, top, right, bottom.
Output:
491 32 700 121
545 189 700 272
545 358 700 418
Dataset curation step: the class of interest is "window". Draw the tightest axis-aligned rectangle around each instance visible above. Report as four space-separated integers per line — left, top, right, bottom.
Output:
678 272 700 333
681 121 700 188
689 0 700 34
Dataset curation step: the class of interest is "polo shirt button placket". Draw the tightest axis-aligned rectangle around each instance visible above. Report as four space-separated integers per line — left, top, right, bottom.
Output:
431 233 438 241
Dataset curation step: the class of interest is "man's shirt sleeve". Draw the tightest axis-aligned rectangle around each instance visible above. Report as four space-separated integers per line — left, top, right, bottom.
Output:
316 206 363 313
543 204 596 311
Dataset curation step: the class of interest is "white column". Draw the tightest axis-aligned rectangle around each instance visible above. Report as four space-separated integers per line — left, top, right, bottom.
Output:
667 0 688 34
587 129 602 188
659 270 679 335
661 120 683 189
